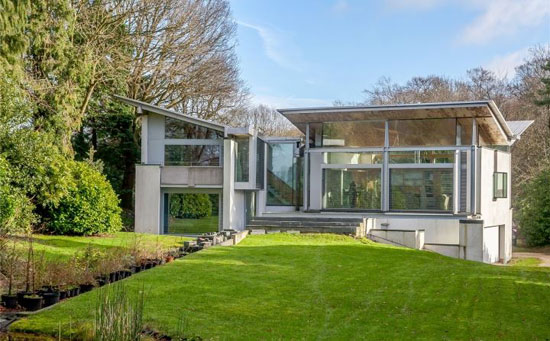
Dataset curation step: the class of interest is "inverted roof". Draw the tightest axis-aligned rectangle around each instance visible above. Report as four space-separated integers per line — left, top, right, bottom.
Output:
277 100 525 145
506 120 534 138
114 95 228 132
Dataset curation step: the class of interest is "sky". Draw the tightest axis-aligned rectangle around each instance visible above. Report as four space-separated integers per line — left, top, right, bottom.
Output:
229 0 550 108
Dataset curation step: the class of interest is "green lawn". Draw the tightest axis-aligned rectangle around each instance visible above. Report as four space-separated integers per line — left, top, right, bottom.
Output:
167 215 219 235
16 232 189 261
510 257 542 267
10 233 550 339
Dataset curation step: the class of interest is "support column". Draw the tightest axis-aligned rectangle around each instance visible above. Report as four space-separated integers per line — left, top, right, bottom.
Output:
223 139 235 229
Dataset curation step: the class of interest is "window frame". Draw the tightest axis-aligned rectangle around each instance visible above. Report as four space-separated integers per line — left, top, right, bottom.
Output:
493 172 508 199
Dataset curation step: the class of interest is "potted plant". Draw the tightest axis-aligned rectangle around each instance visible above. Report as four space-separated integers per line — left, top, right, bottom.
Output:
1 240 21 309
41 260 61 307
17 234 34 306
76 244 100 293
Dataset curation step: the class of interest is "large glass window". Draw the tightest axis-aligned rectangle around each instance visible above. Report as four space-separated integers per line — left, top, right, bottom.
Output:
164 193 219 234
324 152 383 165
493 172 507 199
164 145 220 166
458 118 473 145
323 169 381 210
234 138 249 182
322 121 385 147
165 117 223 139
390 169 453 211
389 119 456 146
267 143 300 206
389 150 455 164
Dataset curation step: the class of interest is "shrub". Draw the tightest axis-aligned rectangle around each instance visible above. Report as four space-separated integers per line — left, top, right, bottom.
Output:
170 193 212 219
0 155 34 235
517 168 550 246
48 161 122 235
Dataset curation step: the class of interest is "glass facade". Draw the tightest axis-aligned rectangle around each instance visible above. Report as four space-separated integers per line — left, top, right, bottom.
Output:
323 169 381 209
388 119 456 146
389 150 455 164
266 143 301 206
165 117 223 139
235 138 249 182
324 152 383 165
493 172 507 199
390 169 453 211
322 120 385 147
164 193 219 234
164 145 220 166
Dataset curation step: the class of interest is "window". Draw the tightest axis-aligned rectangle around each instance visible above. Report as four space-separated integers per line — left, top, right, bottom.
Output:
234 138 249 182
322 120 385 147
493 172 507 199
165 117 223 139
324 152 383 165
323 169 381 210
164 145 220 166
389 119 456 146
390 169 453 211
389 150 454 164
457 118 473 145
256 138 265 189
267 143 300 206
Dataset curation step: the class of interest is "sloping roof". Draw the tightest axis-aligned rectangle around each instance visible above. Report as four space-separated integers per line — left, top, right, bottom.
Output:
114 95 228 132
506 120 534 139
277 101 519 145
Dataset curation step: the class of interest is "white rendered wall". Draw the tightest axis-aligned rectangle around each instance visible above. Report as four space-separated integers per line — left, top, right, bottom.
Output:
135 165 161 234
223 140 246 231
309 153 323 210
479 148 512 262
483 226 500 263
146 113 165 165
372 216 460 244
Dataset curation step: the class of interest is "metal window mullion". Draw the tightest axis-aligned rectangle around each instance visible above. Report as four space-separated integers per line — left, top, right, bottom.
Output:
383 120 389 211
164 139 223 145
388 163 454 169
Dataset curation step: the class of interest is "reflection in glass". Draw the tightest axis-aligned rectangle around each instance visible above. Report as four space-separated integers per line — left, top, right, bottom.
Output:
324 152 383 164
235 138 249 182
323 169 381 210
267 143 301 206
165 193 219 234
322 121 385 147
165 117 223 139
389 150 454 164
389 119 456 146
390 169 453 211
164 145 220 166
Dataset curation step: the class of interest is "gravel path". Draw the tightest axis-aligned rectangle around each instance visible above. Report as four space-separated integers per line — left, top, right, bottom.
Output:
513 252 550 267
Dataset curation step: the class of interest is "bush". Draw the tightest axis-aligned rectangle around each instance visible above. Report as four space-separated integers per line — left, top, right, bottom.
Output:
517 168 550 246
48 161 122 235
0 155 34 235
170 193 212 219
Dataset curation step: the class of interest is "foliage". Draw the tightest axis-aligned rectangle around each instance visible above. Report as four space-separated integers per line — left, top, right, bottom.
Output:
517 168 550 246
534 60 550 108
11 234 550 339
48 161 122 235
170 194 212 219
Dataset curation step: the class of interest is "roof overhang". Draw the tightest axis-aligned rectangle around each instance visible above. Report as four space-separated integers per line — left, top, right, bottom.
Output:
114 95 227 133
277 101 520 146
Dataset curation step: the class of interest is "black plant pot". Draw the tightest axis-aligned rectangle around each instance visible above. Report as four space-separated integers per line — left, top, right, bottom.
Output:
59 290 68 300
117 270 125 279
132 265 141 273
71 287 80 297
22 296 43 311
42 292 60 307
2 294 18 309
17 291 32 306
79 283 94 293
123 270 132 278
144 262 152 270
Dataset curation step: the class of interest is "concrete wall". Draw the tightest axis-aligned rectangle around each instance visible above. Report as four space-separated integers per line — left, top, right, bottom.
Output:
371 216 460 244
369 229 425 249
222 140 246 231
161 166 223 186
135 165 161 234
147 113 165 165
483 225 500 263
309 153 323 210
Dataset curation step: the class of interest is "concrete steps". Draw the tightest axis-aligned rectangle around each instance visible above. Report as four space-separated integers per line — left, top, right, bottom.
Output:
246 216 365 237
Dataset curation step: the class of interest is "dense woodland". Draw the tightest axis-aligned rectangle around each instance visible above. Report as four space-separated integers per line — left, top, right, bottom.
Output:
0 0 549 244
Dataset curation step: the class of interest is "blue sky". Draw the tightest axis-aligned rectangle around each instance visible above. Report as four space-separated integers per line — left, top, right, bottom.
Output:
230 0 550 108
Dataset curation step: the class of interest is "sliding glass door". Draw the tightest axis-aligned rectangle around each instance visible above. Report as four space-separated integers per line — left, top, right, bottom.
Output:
323 168 381 210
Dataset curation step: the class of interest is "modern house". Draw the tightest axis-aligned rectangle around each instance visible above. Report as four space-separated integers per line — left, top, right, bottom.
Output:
116 95 533 264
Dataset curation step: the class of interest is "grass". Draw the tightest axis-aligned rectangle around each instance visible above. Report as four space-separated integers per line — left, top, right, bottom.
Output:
14 232 189 261
167 215 219 235
10 233 550 339
510 257 542 267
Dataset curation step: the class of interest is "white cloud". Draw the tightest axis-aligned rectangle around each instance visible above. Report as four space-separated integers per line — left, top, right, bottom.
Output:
460 0 550 45
237 21 304 72
331 0 350 13
485 47 531 78
252 94 333 109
